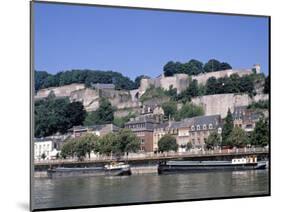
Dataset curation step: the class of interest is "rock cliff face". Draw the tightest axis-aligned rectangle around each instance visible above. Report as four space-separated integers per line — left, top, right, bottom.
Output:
35 83 85 99
35 83 141 112
191 93 269 118
70 88 100 111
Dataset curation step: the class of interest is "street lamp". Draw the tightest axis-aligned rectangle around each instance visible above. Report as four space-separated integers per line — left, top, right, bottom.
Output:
218 127 222 150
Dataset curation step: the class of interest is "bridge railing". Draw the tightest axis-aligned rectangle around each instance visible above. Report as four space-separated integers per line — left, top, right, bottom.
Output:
34 147 268 165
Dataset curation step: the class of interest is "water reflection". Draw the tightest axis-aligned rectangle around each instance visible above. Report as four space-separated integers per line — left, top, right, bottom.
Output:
33 169 269 210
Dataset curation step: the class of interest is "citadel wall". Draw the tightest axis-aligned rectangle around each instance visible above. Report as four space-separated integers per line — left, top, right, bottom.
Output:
35 83 85 99
139 67 255 95
191 93 269 118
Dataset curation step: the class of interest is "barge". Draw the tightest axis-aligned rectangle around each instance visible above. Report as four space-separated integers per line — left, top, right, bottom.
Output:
158 156 267 174
47 162 131 178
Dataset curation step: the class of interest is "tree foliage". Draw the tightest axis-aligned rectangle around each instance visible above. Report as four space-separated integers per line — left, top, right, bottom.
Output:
83 98 114 125
177 80 202 102
158 134 178 152
35 95 86 137
264 75 269 94
175 102 204 121
35 69 136 91
205 131 221 150
139 86 169 102
221 109 234 146
61 134 99 159
226 126 249 148
205 74 255 96
161 101 177 119
250 117 269 147
113 112 136 128
247 100 269 110
97 129 140 156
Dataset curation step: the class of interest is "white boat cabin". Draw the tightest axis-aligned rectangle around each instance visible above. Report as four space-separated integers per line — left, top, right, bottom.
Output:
231 156 257 164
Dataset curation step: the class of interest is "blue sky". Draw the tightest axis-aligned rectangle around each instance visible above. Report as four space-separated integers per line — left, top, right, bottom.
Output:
34 2 269 79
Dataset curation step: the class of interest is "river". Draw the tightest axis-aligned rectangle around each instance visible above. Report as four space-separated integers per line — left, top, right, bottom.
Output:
33 169 269 210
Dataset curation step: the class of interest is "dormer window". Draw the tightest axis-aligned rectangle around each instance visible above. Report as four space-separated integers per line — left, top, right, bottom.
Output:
191 125 195 131
203 124 207 130
197 125 200 130
209 124 213 129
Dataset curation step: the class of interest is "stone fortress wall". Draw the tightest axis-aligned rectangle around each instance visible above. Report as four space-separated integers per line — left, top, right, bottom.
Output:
34 64 264 116
35 83 141 112
191 93 268 118
139 64 261 95
35 83 85 99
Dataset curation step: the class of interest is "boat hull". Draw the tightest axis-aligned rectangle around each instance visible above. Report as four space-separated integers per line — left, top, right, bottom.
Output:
47 167 105 178
158 161 267 174
47 166 132 178
105 167 132 176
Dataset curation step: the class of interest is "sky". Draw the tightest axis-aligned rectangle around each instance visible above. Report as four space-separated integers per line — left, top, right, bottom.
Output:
34 2 269 79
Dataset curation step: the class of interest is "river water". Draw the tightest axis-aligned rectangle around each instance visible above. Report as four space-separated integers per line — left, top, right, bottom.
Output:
33 169 269 210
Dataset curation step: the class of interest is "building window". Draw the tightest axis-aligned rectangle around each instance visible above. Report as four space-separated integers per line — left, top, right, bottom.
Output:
197 125 200 130
191 125 195 131
209 124 213 129
203 124 207 130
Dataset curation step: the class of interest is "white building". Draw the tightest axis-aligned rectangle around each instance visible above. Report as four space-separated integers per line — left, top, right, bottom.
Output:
34 139 57 160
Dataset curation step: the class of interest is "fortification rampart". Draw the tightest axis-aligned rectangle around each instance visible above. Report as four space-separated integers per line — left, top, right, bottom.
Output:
192 69 252 85
139 67 254 95
35 83 85 99
191 93 269 118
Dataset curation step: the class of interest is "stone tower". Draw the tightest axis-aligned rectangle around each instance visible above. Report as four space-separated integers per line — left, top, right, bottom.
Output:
253 64 261 74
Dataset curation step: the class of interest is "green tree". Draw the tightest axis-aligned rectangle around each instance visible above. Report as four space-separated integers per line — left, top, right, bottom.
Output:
250 117 269 147
161 101 177 119
205 77 219 95
35 69 136 91
158 134 178 152
221 109 234 146
75 134 98 160
163 61 177 76
226 126 249 148
185 59 204 75
113 112 136 128
35 97 86 137
264 75 269 94
114 129 141 156
175 103 204 121
220 62 232 70
178 79 200 101
204 59 221 72
97 129 140 157
205 131 221 150
65 102 86 128
83 98 114 125
60 139 76 159
139 86 169 102
96 133 117 156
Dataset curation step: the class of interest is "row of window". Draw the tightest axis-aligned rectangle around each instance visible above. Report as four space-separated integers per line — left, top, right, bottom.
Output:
127 123 146 129
191 124 213 131
34 143 51 149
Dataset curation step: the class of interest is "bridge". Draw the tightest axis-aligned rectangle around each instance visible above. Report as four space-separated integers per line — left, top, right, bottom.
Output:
34 147 269 171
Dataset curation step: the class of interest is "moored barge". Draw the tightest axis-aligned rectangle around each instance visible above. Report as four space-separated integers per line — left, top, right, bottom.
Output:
47 162 131 178
158 156 267 174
